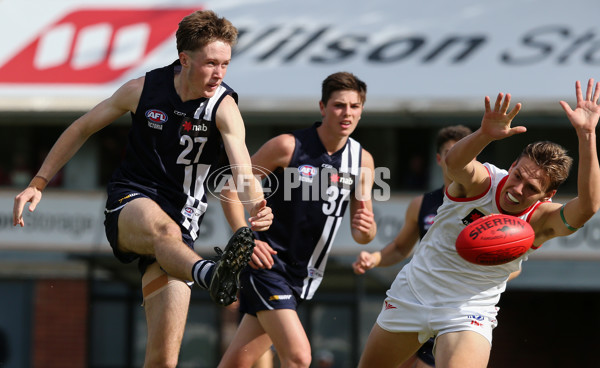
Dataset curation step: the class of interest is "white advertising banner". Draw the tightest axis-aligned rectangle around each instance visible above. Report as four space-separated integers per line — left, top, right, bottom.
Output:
0 0 599 112
1 191 599 261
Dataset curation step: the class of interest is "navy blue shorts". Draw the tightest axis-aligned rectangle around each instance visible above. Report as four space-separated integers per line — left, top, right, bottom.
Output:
416 337 435 365
239 269 301 316
104 187 194 274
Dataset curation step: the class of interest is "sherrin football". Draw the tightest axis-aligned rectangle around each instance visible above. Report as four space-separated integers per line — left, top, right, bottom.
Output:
455 214 535 266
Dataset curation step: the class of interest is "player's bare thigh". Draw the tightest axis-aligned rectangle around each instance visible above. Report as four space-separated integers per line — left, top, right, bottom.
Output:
218 314 273 367
256 309 311 363
117 197 180 255
434 331 490 368
358 325 421 368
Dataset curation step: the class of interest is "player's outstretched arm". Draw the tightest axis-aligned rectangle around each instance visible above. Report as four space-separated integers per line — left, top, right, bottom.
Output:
445 93 523 198
13 78 142 227
554 79 600 232
215 96 272 228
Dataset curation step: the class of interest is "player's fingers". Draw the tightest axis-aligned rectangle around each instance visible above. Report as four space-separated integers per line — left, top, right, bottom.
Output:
585 79 593 101
257 199 267 210
13 196 28 226
28 195 41 212
494 93 503 112
507 102 521 120
351 219 363 230
250 205 273 220
354 212 374 225
249 210 273 231
559 100 573 115
353 268 365 275
484 96 491 112
250 224 269 232
262 255 274 268
500 93 511 113
575 80 583 102
250 216 273 231
13 216 25 227
253 241 275 268
249 200 268 219
256 201 270 217
593 81 599 104
352 220 370 232
352 261 366 274
250 247 270 268
354 225 370 234
249 254 263 269
509 126 527 136
248 259 261 270
12 209 22 227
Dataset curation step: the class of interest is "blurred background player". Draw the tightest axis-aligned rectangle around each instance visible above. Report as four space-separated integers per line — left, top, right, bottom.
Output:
218 71 377 367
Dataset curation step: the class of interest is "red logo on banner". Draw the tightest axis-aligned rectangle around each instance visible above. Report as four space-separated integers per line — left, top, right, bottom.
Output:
0 8 199 84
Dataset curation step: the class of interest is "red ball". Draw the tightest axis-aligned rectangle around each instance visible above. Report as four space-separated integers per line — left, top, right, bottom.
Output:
455 214 534 266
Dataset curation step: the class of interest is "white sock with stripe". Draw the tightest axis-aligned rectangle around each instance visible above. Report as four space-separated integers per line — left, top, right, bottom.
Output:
192 260 215 289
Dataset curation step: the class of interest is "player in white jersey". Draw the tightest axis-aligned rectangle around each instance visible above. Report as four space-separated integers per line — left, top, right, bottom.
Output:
358 79 600 368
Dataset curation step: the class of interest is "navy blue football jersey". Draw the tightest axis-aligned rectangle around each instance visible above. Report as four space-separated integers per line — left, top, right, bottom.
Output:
107 60 237 241
254 122 362 300
417 186 445 239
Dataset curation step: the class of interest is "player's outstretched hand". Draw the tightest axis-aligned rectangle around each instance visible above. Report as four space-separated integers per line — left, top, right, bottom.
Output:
352 251 378 275
559 79 600 133
248 199 273 232
13 187 42 227
249 239 277 269
480 93 525 141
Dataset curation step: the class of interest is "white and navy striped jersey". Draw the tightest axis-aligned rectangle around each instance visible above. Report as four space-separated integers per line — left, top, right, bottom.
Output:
107 60 236 241
254 122 362 300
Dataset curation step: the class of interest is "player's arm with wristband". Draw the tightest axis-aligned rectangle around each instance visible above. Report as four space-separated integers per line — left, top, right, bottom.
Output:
540 79 600 240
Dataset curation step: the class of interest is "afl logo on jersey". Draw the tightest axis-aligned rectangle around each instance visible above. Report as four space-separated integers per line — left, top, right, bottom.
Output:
182 206 200 219
298 164 316 183
298 165 316 178
424 214 436 231
146 109 167 130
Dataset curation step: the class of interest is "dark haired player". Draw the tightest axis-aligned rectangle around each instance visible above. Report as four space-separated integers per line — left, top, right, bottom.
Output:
218 72 377 367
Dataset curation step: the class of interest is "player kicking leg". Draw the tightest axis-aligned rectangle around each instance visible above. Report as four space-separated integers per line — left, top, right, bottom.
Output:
210 226 256 305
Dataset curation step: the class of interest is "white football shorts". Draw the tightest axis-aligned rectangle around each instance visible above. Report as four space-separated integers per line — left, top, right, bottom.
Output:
376 272 499 345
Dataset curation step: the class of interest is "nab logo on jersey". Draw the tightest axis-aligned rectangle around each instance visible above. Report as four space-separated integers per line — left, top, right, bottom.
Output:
461 209 486 226
0 7 199 84
180 117 210 137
